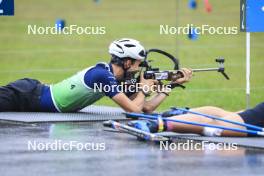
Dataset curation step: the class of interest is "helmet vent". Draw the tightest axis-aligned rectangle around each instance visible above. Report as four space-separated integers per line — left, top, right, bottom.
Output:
124 44 136 48
115 43 123 49
115 43 124 54
119 39 130 42
139 50 146 57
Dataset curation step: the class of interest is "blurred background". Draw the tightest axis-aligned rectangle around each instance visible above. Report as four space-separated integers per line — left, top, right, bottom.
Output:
0 0 263 111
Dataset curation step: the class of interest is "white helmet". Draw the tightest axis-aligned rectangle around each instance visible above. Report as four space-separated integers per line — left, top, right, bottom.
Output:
109 38 146 61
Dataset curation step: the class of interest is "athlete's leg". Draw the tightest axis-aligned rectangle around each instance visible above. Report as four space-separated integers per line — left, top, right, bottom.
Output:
0 78 43 112
166 107 247 137
191 106 233 117
0 85 19 111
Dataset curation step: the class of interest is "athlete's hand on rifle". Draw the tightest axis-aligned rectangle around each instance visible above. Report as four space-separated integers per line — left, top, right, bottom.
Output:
139 73 158 96
172 68 193 84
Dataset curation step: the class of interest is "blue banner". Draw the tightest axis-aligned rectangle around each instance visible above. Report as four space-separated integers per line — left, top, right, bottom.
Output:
0 0 14 16
240 0 264 32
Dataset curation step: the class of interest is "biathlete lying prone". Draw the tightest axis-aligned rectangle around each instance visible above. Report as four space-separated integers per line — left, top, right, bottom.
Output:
0 38 192 113
126 102 264 137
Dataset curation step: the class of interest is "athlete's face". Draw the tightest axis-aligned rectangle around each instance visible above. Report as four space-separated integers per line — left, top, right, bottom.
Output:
121 59 141 81
126 60 141 73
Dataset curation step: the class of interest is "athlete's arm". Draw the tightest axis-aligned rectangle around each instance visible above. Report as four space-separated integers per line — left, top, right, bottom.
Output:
115 74 158 112
85 66 146 112
112 92 145 113
128 92 168 113
142 93 168 113
142 68 193 113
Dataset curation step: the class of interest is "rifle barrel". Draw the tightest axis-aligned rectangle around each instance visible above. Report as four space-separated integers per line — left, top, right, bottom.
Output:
192 68 219 72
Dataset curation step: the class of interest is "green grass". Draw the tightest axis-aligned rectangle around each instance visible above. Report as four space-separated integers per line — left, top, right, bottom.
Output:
0 0 263 111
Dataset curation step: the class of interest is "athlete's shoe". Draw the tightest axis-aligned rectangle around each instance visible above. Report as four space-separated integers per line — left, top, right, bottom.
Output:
161 107 189 117
127 116 166 133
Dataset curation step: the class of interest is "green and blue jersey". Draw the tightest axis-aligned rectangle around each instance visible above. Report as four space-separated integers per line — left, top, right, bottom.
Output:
40 63 121 112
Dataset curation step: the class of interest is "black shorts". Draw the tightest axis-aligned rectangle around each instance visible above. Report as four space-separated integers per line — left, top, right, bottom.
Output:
0 78 45 112
238 102 264 128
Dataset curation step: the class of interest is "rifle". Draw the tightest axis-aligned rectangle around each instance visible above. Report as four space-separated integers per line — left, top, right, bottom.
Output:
141 49 230 81
123 49 230 91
